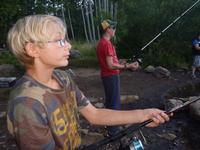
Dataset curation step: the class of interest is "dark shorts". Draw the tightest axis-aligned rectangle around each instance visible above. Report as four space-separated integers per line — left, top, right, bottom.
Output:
193 56 200 67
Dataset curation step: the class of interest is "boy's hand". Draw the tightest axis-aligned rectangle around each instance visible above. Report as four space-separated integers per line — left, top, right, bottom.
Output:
127 62 139 71
142 109 171 128
119 59 127 65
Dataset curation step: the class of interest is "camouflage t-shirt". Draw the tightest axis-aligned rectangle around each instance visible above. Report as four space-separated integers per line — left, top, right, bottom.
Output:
7 69 90 150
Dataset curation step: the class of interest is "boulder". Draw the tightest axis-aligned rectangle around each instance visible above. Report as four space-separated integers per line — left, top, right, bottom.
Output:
120 95 139 104
165 98 183 111
189 96 200 121
144 65 155 73
69 50 81 59
153 66 171 78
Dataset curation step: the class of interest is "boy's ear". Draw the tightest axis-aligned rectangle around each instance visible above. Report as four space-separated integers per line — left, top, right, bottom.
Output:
25 43 40 57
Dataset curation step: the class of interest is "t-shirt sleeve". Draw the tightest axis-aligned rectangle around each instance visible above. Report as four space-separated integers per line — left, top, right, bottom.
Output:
105 42 115 56
7 98 55 150
74 84 90 110
192 39 199 46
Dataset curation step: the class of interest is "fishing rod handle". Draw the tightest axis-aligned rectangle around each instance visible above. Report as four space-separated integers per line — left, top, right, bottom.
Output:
139 110 174 128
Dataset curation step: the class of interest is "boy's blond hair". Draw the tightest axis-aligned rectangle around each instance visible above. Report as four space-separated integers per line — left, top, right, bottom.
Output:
7 15 66 66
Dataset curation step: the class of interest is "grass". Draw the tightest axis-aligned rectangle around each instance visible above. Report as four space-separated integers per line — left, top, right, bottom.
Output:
0 51 20 68
0 41 191 69
70 41 99 68
0 42 99 68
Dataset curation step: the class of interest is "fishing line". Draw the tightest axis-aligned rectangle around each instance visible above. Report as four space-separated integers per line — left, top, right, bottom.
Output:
129 0 200 62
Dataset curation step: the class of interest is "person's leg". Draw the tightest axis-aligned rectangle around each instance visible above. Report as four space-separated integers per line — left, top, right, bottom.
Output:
111 74 121 109
192 66 196 78
102 74 121 109
192 56 197 78
196 56 200 77
102 74 121 136
192 56 200 78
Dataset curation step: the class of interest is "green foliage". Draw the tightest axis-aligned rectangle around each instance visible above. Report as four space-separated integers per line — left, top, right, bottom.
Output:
69 41 98 68
0 0 200 68
142 41 192 69
0 52 20 68
115 0 200 68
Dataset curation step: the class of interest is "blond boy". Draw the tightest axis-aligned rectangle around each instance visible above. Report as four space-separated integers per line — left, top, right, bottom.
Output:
7 15 170 150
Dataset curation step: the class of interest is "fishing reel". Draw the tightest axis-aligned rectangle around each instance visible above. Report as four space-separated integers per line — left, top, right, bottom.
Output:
129 137 144 150
130 54 142 64
119 130 145 150
125 55 142 72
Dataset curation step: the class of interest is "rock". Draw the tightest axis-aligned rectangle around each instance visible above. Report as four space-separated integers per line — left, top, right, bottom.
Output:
165 99 183 111
157 133 177 141
79 129 89 135
69 50 81 59
189 96 200 121
94 102 104 108
89 97 103 103
120 95 139 104
81 131 104 146
153 66 171 78
144 65 155 73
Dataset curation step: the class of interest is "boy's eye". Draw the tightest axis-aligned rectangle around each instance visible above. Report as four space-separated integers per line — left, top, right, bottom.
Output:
48 38 66 47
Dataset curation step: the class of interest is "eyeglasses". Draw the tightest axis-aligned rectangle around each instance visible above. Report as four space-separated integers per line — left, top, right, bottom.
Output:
48 38 67 47
109 27 116 30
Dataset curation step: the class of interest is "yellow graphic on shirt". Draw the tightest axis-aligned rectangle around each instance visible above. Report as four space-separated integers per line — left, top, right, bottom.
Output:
52 108 67 136
52 91 81 149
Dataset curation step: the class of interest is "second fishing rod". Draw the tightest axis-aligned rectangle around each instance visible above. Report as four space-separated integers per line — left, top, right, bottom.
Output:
128 0 200 64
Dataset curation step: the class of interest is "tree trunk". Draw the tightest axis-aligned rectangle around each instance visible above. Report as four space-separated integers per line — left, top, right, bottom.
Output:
68 9 75 40
89 2 96 42
94 0 100 39
98 0 102 19
114 1 118 20
81 5 89 43
61 4 69 40
110 1 114 19
85 6 93 42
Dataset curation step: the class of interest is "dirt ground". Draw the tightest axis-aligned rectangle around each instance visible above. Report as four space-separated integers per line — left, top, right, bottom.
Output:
1 67 200 150
72 68 200 150
73 68 194 105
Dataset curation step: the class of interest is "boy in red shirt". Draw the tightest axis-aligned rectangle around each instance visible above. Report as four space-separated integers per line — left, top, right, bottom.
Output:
96 19 139 136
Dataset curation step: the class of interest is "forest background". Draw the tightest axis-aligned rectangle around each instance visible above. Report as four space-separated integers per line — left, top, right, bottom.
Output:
0 0 200 69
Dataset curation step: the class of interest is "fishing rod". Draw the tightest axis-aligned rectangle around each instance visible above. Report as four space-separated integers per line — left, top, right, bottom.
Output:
130 0 200 63
80 97 200 150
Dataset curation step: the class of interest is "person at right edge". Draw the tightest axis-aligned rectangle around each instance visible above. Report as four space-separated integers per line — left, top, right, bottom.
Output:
192 32 200 78
96 19 139 136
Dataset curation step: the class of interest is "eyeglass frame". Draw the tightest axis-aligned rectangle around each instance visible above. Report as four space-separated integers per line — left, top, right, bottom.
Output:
48 38 67 47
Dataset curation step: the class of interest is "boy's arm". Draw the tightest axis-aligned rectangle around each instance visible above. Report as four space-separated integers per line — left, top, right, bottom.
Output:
7 98 55 150
106 56 139 70
79 103 170 128
106 56 126 69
